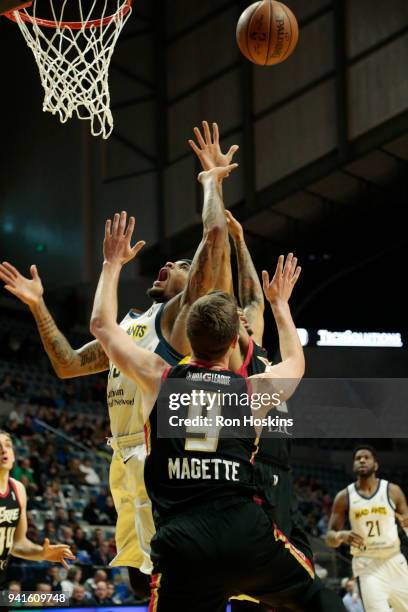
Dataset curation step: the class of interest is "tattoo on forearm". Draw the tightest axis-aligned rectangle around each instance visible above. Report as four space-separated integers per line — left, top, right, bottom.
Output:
35 310 76 369
235 240 264 308
32 303 108 375
79 346 108 371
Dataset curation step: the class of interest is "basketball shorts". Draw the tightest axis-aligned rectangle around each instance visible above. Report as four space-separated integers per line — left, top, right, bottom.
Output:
108 434 155 574
254 460 312 559
148 496 346 612
354 553 408 612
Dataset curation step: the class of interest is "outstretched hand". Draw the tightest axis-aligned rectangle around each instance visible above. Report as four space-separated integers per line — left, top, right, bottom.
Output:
189 121 239 171
104 212 145 266
42 538 76 569
0 262 43 308
262 253 301 305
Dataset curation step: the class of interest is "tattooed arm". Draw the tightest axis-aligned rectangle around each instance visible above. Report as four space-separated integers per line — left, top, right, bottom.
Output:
31 301 109 378
167 164 237 354
0 262 109 378
226 210 265 345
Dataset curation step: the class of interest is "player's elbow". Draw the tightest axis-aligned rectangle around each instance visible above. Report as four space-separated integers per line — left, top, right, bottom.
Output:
90 315 104 339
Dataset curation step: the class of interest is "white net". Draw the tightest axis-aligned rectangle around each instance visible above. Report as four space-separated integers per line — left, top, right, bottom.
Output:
11 0 132 139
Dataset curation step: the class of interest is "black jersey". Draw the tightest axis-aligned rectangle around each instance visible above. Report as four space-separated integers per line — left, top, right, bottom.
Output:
238 337 291 470
144 363 257 522
0 479 21 580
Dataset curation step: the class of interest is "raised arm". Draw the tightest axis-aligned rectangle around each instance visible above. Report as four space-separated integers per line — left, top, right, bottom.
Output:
168 164 237 355
0 262 109 378
326 489 364 549
182 164 237 304
226 209 265 344
90 212 167 408
187 121 239 296
251 254 303 385
12 479 75 567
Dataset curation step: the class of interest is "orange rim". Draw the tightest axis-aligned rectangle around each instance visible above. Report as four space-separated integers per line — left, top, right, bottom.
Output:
5 0 132 29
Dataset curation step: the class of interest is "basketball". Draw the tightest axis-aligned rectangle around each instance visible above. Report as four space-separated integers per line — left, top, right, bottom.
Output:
236 0 299 66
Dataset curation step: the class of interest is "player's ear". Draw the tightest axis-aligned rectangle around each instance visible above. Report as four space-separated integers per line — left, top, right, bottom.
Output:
230 334 239 349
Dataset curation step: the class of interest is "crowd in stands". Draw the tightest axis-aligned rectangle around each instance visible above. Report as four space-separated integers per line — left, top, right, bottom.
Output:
0 328 145 604
293 475 333 538
1 309 407 606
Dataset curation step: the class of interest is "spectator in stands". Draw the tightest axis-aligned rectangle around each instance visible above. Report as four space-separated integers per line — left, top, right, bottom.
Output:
45 461 59 482
55 507 67 531
0 374 15 399
8 580 21 594
12 457 34 483
26 512 40 543
91 541 114 566
36 583 52 608
342 579 364 612
100 495 116 525
14 376 26 395
60 566 82 597
94 580 114 605
66 458 86 485
107 536 117 559
71 584 97 606
83 496 101 524
106 580 122 604
8 403 24 424
43 482 66 510
317 508 330 536
8 580 22 608
84 569 108 594
305 513 320 537
79 457 100 485
73 527 93 554
67 509 77 525
5 418 19 437
42 519 58 541
16 415 34 437
90 527 105 552
59 526 74 547
45 566 62 592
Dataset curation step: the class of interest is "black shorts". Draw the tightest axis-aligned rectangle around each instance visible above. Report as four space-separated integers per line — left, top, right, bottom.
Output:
148 497 345 612
254 461 312 560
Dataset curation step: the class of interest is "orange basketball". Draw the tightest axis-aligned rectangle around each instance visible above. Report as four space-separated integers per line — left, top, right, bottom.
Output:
236 0 299 66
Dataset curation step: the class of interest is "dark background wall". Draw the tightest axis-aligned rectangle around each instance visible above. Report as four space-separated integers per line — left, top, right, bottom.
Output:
1 0 407 357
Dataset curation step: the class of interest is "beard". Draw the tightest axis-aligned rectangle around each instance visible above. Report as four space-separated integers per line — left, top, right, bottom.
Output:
357 466 376 479
146 286 167 302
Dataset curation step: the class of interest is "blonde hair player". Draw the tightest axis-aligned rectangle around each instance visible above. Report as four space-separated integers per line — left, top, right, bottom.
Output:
0 431 74 585
326 445 408 612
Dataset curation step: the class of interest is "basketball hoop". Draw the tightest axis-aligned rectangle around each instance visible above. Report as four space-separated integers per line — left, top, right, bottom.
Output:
5 0 133 139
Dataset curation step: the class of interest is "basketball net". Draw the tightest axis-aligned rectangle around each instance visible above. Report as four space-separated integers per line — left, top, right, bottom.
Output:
8 0 132 139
